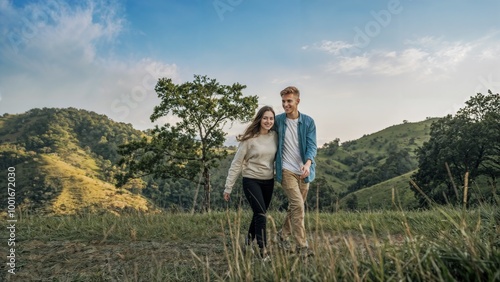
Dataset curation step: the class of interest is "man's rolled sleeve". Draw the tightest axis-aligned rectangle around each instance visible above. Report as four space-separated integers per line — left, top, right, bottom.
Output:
305 120 317 163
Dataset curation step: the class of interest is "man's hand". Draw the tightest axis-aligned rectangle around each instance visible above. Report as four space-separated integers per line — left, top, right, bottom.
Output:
223 192 231 202
300 160 312 179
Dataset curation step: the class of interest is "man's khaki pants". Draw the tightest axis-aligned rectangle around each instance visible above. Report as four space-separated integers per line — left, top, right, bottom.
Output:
281 169 309 248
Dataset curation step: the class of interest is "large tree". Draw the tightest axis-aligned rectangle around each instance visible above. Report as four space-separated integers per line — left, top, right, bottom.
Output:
412 90 500 206
117 75 258 212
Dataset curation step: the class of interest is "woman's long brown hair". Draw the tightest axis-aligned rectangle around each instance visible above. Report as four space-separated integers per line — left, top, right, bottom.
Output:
237 106 275 142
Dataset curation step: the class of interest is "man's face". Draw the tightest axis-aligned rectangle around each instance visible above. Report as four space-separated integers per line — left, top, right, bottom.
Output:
281 93 300 115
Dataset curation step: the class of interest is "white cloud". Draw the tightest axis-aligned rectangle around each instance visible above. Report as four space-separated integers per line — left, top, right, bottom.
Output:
335 56 370 73
1 0 124 68
296 32 500 143
303 40 354 55
311 36 496 80
327 48 429 76
479 48 495 60
319 40 354 55
373 48 429 76
0 0 179 128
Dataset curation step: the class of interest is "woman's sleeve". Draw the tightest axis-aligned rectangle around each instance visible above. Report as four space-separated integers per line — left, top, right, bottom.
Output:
224 141 247 194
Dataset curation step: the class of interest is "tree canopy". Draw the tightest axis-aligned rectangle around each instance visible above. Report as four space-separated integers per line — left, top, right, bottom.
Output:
412 90 500 206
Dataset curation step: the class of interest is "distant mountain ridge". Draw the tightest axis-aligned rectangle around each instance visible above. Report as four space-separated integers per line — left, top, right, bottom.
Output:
0 107 439 214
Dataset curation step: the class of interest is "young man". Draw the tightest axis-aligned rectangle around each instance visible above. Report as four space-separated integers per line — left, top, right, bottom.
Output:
274 86 317 257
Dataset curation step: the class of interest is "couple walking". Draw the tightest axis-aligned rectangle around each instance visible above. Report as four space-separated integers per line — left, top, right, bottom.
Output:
223 86 317 260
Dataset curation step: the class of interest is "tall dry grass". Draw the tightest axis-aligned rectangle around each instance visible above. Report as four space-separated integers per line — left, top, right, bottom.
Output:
205 203 499 281
4 202 499 281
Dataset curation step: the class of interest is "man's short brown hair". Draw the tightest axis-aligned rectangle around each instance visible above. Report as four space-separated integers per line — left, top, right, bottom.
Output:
280 86 300 97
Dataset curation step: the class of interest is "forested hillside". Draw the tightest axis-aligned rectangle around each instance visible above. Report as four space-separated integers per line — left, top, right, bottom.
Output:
0 108 158 214
311 118 438 210
322 119 436 186
0 107 440 214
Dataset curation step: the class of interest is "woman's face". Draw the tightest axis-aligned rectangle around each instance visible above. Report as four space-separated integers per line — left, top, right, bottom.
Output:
260 110 274 132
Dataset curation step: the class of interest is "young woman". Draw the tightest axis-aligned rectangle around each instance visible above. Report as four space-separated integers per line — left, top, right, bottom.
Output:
223 106 278 259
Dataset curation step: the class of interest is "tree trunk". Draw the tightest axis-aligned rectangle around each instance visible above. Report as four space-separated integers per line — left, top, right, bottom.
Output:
202 167 211 213
190 170 204 214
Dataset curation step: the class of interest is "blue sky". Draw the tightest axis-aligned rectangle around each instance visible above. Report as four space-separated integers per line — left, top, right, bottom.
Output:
1 0 499 146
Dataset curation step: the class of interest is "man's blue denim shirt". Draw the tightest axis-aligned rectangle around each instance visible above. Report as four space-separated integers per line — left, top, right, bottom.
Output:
274 112 317 183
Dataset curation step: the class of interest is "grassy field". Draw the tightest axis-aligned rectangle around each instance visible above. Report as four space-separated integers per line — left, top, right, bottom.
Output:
1 205 499 281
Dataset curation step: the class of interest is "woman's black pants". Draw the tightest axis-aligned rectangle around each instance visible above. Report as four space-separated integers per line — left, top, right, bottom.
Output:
242 177 274 250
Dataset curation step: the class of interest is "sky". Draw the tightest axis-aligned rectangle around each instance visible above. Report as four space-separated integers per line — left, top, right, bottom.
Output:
1 0 499 146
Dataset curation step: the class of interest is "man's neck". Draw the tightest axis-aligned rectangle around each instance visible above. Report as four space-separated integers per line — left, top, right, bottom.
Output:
286 111 299 119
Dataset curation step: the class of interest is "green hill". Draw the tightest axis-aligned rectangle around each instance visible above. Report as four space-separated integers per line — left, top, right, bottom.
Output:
0 108 159 215
316 118 438 194
337 170 418 211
